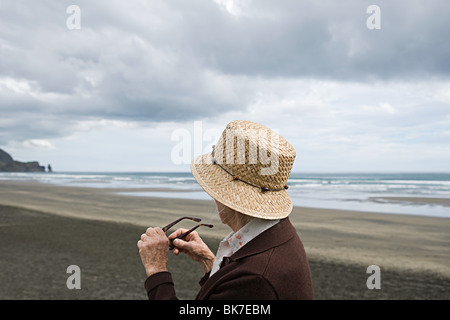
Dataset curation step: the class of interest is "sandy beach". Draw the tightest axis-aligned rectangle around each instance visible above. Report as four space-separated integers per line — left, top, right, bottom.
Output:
0 180 449 300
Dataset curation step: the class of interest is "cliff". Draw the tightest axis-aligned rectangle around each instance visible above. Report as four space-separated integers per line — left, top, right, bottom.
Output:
0 148 45 172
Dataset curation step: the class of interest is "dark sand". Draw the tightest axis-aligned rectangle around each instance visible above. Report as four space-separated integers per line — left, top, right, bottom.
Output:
0 180 449 299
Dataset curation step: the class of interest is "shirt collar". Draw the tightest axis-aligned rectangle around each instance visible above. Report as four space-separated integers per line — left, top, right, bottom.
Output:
224 218 280 254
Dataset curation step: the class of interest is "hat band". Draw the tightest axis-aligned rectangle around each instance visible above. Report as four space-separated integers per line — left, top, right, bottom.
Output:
211 156 289 192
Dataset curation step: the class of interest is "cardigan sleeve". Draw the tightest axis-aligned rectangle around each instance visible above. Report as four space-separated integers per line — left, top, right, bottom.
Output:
199 272 211 287
203 274 278 300
144 271 178 300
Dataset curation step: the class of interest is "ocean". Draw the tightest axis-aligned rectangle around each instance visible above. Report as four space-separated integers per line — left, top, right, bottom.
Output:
1 172 449 218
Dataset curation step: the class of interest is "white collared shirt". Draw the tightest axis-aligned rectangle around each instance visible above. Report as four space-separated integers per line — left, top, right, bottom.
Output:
209 218 280 277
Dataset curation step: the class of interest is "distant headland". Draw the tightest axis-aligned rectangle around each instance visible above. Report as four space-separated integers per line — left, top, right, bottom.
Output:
0 148 50 172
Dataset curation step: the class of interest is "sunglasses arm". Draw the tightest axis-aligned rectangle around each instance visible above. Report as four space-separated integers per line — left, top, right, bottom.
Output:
168 224 213 250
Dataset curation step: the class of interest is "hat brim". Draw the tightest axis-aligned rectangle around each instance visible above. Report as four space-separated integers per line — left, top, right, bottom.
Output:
190 152 293 220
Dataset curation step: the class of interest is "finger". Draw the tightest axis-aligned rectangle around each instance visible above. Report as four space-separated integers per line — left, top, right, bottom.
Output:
154 227 165 236
145 227 156 236
172 238 193 250
147 227 166 238
176 230 199 243
168 228 189 239
173 230 200 242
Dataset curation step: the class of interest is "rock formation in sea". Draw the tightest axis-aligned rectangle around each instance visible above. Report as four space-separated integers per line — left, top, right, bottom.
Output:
0 148 46 172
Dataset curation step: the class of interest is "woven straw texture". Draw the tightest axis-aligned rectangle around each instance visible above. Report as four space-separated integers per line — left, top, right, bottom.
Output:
190 120 296 219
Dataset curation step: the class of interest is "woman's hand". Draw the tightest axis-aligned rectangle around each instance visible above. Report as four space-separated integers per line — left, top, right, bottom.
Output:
137 227 170 277
169 229 215 274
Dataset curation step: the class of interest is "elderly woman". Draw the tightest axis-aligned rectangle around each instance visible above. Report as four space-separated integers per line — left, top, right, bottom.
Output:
138 120 313 300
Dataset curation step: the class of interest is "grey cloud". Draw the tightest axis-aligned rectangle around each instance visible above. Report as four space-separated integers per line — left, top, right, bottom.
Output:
0 1 246 145
173 0 450 80
1 0 449 146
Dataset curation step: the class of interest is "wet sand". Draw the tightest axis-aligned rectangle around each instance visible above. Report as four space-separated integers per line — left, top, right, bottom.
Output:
0 180 449 299
369 196 450 207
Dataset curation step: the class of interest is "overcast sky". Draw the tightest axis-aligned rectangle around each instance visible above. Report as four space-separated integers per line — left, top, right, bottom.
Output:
1 0 449 172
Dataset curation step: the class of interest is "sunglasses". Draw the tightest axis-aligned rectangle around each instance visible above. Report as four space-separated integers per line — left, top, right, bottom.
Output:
162 216 214 250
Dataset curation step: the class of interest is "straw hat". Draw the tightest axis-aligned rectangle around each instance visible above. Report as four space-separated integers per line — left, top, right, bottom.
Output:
190 120 296 219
